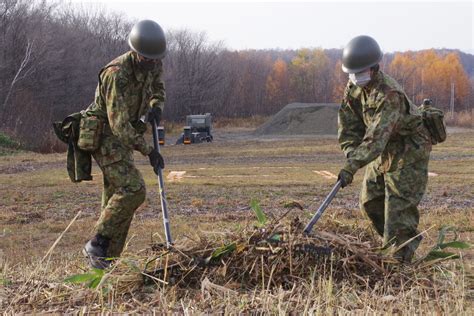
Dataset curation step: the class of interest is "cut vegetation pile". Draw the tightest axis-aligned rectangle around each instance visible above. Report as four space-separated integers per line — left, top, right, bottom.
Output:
254 103 339 136
2 208 470 313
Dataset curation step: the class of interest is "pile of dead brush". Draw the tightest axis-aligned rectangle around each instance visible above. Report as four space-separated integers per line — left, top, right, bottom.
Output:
3 208 469 313
109 207 468 295
138 217 403 292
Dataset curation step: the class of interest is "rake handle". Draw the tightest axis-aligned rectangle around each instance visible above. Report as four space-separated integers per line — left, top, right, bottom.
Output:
303 180 342 234
151 119 173 248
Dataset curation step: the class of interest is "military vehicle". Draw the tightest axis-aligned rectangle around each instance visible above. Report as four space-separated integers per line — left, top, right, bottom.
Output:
176 113 213 144
157 126 165 145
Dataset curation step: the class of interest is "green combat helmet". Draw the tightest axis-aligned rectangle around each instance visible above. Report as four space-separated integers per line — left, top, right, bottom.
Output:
128 20 166 59
341 35 382 73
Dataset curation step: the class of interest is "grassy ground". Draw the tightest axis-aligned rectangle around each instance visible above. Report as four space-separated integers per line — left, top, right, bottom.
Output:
0 128 473 313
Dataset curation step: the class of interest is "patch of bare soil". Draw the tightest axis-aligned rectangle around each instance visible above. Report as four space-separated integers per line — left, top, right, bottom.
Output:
0 160 62 174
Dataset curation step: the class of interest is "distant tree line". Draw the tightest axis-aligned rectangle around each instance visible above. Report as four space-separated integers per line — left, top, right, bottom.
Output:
1 0 473 150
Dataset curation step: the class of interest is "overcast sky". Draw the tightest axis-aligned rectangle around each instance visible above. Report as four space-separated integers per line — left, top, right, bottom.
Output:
68 0 473 54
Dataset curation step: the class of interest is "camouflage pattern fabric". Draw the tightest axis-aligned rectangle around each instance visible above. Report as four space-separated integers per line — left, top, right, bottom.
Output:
77 114 103 152
338 71 432 261
85 51 165 257
93 136 146 257
86 51 166 156
53 112 93 182
360 156 428 261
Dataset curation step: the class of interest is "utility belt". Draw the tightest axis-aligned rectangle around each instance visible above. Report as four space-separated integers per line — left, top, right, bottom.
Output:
77 114 146 152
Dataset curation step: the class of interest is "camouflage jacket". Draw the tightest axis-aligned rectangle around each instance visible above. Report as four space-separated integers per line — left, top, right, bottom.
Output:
86 51 165 156
338 71 431 175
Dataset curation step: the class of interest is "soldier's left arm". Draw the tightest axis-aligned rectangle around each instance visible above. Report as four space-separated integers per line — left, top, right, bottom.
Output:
343 91 404 175
148 65 166 111
338 100 366 158
338 83 366 158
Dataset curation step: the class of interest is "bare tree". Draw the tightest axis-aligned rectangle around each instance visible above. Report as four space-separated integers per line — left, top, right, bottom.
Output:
163 29 225 119
0 0 471 151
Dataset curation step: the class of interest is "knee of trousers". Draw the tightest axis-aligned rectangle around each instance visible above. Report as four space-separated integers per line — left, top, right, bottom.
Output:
107 185 146 216
360 194 384 209
359 166 385 214
359 188 385 216
124 185 146 211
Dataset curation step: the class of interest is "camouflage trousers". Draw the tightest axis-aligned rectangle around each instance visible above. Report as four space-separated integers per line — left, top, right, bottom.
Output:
360 156 429 262
93 135 146 257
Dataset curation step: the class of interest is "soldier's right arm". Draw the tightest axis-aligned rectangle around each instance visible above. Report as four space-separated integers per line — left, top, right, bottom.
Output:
338 84 366 158
101 69 153 156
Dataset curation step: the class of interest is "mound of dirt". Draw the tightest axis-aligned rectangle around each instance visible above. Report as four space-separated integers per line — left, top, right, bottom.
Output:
254 103 339 136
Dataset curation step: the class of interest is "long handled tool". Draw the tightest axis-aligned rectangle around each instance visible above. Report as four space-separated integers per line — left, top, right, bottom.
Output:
303 180 342 235
151 119 173 248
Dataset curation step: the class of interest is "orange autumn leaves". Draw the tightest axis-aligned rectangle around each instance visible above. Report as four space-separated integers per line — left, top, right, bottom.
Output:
389 50 470 107
265 49 332 108
265 59 290 108
264 49 470 110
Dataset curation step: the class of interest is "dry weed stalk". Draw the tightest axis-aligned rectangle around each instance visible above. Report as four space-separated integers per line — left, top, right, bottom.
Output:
1 216 470 313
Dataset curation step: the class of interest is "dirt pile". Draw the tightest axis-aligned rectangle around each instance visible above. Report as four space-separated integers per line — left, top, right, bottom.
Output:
254 103 339 136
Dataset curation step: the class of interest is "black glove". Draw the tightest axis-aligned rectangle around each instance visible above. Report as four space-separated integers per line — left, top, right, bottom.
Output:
338 169 353 188
148 149 164 174
147 107 162 124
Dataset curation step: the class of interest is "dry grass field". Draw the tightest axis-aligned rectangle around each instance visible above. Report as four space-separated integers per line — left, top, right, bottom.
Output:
0 128 473 314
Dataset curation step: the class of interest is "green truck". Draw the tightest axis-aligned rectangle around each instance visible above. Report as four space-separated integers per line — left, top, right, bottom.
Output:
176 113 213 145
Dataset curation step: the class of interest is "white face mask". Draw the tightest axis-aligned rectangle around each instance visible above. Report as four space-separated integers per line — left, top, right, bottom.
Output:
349 70 371 87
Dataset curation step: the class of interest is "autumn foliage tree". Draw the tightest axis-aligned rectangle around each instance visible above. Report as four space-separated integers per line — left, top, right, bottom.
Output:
0 0 472 150
289 48 332 103
331 60 347 102
265 59 290 112
389 50 470 110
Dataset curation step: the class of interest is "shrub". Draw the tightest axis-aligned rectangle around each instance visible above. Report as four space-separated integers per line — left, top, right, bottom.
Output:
445 110 473 128
0 131 20 148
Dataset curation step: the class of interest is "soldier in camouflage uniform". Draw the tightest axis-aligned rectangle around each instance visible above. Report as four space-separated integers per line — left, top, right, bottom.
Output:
337 36 432 262
82 20 167 269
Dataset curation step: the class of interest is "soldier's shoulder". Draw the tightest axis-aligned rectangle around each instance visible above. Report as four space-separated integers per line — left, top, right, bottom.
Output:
376 72 404 94
102 65 121 77
100 66 126 89
101 52 134 76
371 72 405 101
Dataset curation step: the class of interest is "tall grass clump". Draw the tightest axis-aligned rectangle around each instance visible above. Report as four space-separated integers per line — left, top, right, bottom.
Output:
445 110 473 128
